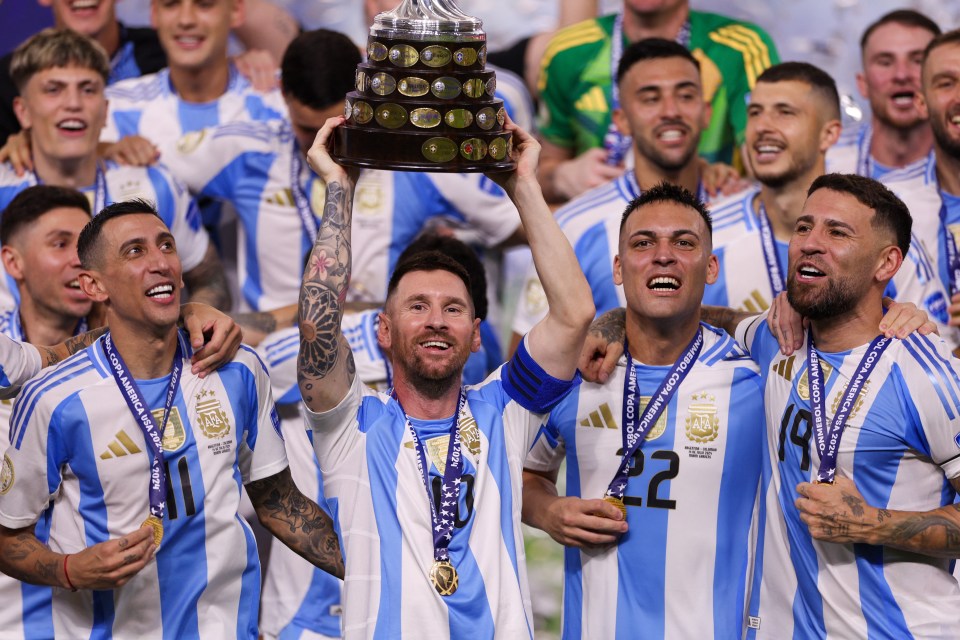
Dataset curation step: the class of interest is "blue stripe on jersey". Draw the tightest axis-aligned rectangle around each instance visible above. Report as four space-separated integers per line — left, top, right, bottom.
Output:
159 410 206 639
177 100 220 134
199 151 274 309
22 509 54 639
855 545 910 639
905 336 960 418
502 339 577 414
467 393 528 639
112 109 144 139
614 379 678 640
555 183 622 228
12 356 94 449
745 446 773 640
363 402 405 638
713 366 763 638
236 514 261 640
281 454 341 638
145 165 178 229
243 94 284 123
109 41 141 84
556 397 585 640
575 223 619 314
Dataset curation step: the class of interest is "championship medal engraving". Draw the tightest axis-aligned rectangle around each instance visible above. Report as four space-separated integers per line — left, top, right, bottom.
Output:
142 514 164 547
430 560 459 596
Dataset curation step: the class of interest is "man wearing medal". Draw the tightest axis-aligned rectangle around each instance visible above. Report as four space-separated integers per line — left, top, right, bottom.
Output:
0 199 344 638
885 30 960 331
299 116 593 638
692 173 960 638
521 182 766 638
703 62 957 349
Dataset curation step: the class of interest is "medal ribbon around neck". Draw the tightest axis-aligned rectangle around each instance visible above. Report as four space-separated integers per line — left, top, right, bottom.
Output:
34 162 107 216
936 178 960 297
395 389 468 566
290 140 320 243
103 332 183 534
604 12 692 166
757 201 785 297
605 328 703 501
806 334 889 483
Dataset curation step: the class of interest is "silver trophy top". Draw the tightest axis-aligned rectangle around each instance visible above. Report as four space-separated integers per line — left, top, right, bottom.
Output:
371 0 484 41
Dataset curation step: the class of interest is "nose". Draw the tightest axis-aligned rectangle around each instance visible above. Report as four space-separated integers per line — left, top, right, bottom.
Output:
64 85 83 110
796 226 827 256
892 58 913 83
424 304 448 330
659 93 681 119
652 238 677 265
146 246 175 275
176 0 197 26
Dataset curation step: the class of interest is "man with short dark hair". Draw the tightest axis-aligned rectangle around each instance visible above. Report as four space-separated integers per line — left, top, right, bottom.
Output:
298 115 593 636
695 173 960 637
0 28 229 311
521 181 765 638
827 9 940 179
0 198 342 638
511 38 741 352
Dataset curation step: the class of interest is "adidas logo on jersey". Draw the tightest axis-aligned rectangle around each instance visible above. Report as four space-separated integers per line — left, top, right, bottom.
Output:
740 289 770 313
772 355 796 381
579 401 667 440
100 430 143 459
264 188 295 207
574 86 608 115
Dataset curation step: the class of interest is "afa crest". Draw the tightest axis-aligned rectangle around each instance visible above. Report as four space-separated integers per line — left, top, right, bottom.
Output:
177 129 206 154
685 392 720 443
195 389 231 439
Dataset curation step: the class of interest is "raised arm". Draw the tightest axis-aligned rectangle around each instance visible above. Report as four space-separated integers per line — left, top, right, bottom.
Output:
297 117 359 413
488 122 595 379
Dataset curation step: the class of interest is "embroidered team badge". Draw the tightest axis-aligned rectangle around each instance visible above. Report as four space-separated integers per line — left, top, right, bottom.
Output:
685 392 720 443
177 129 206 154
158 407 186 451
0 454 13 494
195 389 231 439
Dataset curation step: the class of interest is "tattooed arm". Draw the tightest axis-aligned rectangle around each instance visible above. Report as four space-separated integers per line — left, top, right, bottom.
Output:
0 523 154 589
298 117 359 414
36 326 109 368
230 303 298 347
796 476 960 557
246 467 344 578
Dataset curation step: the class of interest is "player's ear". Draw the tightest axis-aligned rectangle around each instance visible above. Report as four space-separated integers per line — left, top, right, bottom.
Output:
705 253 719 286
613 254 624 286
377 311 392 350
78 271 108 303
0 246 24 281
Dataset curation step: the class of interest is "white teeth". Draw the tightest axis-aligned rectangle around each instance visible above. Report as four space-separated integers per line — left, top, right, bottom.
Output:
951 115 960 125
59 120 86 130
68 280 80 289
799 267 825 277
757 145 780 153
70 0 98 9
176 36 201 44
421 341 450 349
147 284 174 297
659 130 683 141
892 96 914 106
649 276 680 289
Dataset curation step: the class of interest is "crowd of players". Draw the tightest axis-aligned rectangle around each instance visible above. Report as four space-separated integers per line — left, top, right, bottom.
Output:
0 0 957 638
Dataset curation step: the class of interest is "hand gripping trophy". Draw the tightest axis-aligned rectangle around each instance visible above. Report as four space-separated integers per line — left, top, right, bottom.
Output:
333 0 516 172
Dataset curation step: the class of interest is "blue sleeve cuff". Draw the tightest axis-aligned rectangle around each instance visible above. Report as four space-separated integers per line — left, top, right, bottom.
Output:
502 337 580 413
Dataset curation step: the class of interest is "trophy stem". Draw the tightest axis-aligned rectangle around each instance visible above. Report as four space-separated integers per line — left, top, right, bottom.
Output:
372 0 483 40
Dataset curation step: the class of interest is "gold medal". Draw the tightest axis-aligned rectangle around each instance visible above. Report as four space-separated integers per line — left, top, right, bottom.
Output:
603 495 627 519
430 560 459 596
142 514 164 547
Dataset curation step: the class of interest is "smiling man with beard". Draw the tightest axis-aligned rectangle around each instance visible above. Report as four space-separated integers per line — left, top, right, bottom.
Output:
298 116 593 638
699 173 960 638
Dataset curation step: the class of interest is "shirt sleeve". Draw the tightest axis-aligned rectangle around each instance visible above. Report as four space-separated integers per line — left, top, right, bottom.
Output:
0 335 41 400
0 390 65 528
888 236 959 351
524 429 566 474
500 335 580 414
237 346 289 484
302 372 369 474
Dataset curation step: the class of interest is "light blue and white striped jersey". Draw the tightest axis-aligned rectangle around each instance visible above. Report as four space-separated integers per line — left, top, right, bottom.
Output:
0 333 40 402
0 160 210 311
511 171 723 335
257 328 342 640
826 122 929 180
525 324 764 639
884 152 959 300
0 331 288 639
101 65 287 156
703 185 957 347
163 120 521 309
736 314 960 639
305 339 578 639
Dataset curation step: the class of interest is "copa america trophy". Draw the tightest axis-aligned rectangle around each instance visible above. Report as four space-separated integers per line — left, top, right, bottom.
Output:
332 0 515 172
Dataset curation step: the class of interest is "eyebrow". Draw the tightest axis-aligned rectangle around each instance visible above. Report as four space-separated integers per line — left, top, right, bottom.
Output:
629 228 700 240
117 231 175 254
796 214 856 233
637 80 699 93
404 292 470 308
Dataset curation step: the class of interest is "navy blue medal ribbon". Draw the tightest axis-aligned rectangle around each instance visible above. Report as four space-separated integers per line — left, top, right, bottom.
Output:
757 202 785 297
34 162 107 215
394 389 468 595
806 334 889 483
605 328 703 501
103 332 183 543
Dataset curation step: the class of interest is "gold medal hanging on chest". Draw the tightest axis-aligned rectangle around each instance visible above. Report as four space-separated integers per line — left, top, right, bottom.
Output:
430 559 459 596
142 514 164 547
603 495 627 519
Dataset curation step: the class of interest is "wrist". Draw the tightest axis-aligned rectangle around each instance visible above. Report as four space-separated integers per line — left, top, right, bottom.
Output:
62 554 78 591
